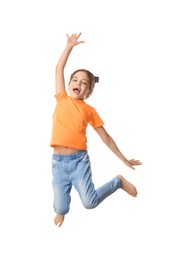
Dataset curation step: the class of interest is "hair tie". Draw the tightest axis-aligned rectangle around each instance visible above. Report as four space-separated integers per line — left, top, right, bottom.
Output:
95 76 99 83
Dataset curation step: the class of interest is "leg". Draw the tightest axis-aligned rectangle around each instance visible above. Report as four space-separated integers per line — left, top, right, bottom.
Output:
71 153 121 209
52 157 72 227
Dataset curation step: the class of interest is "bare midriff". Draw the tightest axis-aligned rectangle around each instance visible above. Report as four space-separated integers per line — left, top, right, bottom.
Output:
53 145 82 155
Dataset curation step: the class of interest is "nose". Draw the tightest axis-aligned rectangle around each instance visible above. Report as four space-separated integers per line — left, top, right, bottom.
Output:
76 80 82 86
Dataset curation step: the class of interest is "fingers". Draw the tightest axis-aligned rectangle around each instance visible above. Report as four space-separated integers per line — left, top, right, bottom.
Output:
66 33 84 46
73 32 81 38
129 159 142 165
125 159 142 169
75 32 82 38
67 33 81 38
67 32 82 40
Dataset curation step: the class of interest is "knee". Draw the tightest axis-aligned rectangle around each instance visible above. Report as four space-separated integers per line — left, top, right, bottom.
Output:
83 202 94 209
81 198 99 209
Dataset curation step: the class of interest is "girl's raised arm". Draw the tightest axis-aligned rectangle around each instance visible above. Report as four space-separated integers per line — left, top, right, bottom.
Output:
55 33 84 95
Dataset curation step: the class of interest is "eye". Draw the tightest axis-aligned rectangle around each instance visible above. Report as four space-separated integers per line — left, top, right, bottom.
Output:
82 81 88 86
72 78 77 82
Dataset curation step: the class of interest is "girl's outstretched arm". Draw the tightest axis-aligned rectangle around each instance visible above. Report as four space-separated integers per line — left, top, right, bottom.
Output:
95 126 142 170
55 33 84 95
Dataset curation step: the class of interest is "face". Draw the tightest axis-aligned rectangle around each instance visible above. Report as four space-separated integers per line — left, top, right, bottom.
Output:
68 71 90 100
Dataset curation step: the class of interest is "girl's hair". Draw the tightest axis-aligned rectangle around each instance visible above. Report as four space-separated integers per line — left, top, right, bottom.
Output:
69 69 99 98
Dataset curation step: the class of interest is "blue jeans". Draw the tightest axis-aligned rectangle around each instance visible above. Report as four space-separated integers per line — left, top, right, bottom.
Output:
52 150 121 215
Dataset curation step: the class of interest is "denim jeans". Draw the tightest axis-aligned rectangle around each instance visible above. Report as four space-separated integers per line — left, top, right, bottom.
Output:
52 150 121 215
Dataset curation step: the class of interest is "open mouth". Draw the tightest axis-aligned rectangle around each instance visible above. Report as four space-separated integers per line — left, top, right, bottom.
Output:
73 88 80 94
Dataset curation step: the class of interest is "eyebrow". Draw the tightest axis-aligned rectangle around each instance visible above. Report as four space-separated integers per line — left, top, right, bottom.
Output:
72 76 89 82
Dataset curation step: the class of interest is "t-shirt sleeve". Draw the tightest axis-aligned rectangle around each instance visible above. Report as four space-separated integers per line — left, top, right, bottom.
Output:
55 90 68 102
89 108 104 129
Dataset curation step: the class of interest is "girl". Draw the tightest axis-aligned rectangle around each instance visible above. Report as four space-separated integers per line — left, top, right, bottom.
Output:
50 33 142 227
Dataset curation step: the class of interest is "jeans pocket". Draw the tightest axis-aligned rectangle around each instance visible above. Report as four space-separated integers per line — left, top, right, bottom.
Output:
52 158 59 168
79 152 89 162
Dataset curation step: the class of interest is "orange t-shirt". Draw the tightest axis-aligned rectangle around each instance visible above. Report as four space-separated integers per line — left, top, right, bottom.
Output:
50 90 104 150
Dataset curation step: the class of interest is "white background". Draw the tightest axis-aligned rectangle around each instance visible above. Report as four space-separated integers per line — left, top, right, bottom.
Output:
0 0 176 259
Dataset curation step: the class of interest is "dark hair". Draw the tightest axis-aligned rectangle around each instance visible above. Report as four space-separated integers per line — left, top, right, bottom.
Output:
69 69 99 98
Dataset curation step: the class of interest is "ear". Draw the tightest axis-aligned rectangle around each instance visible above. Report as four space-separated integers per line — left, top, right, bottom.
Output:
85 89 90 96
85 90 91 99
87 86 93 95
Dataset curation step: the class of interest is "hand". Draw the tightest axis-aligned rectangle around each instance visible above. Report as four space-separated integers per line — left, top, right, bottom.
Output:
66 33 84 48
124 159 142 170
